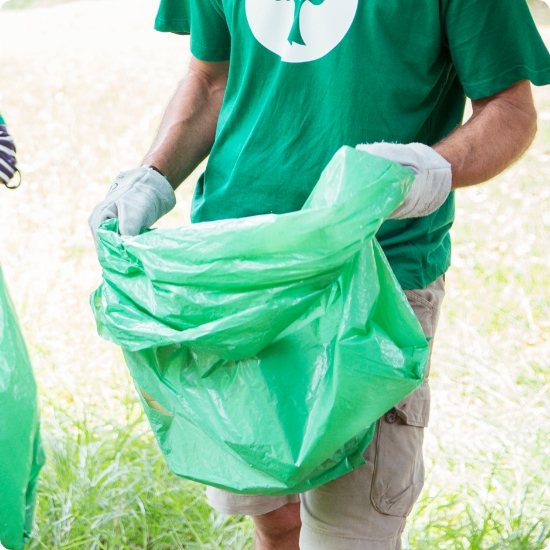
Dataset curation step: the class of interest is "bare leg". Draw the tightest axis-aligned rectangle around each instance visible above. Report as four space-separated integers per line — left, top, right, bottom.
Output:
253 502 301 550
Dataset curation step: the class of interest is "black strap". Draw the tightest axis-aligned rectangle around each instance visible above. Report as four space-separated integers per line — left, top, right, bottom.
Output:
3 169 21 190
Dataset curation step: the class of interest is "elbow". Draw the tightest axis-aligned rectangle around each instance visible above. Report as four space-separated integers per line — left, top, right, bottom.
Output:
493 80 539 153
517 90 538 152
512 107 538 164
516 106 538 159
526 107 538 148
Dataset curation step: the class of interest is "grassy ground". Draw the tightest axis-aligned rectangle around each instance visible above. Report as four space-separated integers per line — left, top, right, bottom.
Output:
0 1 549 548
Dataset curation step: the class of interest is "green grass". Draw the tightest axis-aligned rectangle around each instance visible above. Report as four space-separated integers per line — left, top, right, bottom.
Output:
408 495 550 550
31 376 550 550
406 465 550 549
31 381 549 549
30 391 254 550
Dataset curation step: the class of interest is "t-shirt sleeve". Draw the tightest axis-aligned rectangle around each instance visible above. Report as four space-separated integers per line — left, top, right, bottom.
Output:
154 0 231 62
444 0 550 99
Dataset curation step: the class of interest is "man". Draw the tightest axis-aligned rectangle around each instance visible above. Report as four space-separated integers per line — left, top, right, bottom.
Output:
90 0 550 547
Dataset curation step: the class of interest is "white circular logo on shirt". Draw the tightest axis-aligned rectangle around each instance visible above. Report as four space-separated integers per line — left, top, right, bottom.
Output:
245 0 359 63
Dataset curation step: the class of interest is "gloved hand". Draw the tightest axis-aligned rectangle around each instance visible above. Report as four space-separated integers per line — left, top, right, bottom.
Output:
356 142 452 219
89 167 176 246
0 125 18 188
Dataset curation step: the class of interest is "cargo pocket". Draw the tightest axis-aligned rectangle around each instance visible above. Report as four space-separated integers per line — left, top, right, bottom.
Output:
370 392 428 518
369 280 443 517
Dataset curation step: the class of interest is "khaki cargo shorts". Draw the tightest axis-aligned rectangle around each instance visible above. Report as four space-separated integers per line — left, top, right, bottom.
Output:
207 276 445 550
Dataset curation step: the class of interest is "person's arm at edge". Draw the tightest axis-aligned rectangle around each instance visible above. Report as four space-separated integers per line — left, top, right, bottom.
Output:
434 80 538 190
142 55 229 190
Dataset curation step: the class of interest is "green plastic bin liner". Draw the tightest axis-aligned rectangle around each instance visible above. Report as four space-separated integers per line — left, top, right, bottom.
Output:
91 147 430 495
0 266 44 550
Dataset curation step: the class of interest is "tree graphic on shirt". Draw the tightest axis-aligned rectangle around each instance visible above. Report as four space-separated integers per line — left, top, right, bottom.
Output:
287 0 327 45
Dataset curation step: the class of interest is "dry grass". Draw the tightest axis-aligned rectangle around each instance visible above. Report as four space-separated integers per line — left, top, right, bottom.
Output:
0 1 549 548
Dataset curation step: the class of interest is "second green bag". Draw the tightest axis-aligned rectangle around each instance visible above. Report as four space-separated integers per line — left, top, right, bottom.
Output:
92 147 430 495
0 265 44 550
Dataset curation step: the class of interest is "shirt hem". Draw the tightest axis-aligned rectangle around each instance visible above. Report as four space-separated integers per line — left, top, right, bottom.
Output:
191 42 231 63
463 65 550 100
154 17 190 34
389 259 451 291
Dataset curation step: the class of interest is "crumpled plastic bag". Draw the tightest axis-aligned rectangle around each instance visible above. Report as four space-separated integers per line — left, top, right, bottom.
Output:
91 147 430 495
0 265 44 550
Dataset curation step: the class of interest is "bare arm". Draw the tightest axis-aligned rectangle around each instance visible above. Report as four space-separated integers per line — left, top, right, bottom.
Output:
434 80 538 190
142 56 229 190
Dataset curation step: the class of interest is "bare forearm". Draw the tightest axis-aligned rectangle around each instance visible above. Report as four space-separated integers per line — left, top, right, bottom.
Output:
142 58 229 190
434 81 538 190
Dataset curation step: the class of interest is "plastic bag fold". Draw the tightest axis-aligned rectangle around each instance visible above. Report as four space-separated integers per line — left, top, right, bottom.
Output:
92 147 430 495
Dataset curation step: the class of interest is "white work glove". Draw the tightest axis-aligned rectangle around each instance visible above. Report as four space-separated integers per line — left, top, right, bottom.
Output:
356 142 452 220
89 167 176 246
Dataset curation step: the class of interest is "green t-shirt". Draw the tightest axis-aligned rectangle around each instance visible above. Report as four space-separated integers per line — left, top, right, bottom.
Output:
155 0 550 289
0 113 5 125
